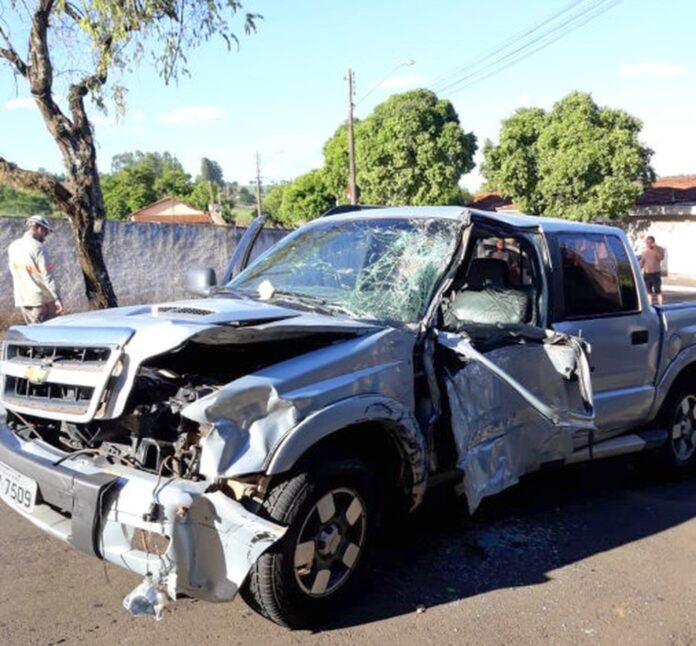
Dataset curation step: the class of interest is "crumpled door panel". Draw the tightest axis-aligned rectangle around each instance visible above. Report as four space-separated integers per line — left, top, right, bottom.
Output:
438 329 596 512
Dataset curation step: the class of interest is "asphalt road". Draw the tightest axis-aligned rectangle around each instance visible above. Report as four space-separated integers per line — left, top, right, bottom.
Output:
2 455 696 646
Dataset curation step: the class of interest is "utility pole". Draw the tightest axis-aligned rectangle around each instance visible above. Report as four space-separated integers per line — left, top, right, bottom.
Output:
255 151 262 216
346 68 357 205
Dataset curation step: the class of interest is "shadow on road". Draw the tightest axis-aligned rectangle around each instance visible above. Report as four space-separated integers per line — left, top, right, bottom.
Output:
322 455 696 630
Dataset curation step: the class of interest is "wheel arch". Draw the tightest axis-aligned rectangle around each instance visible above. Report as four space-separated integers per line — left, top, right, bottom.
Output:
265 395 428 511
654 351 696 419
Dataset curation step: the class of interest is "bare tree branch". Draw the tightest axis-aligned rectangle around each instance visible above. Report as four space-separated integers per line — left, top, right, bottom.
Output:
22 0 82 165
61 2 84 24
0 25 28 77
28 0 57 100
68 33 113 133
0 157 73 211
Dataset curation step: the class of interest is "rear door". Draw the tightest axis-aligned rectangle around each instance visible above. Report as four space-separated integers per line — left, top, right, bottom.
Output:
549 232 660 435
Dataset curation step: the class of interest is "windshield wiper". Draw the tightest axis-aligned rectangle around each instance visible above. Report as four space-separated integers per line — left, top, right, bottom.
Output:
271 291 354 317
213 286 252 299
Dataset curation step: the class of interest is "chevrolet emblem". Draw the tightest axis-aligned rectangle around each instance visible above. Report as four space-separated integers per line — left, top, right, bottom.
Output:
24 365 49 384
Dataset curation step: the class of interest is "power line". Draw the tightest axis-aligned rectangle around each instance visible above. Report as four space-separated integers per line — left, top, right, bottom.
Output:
445 0 623 97
433 0 617 95
431 0 622 98
356 60 415 107
441 0 622 97
430 0 585 90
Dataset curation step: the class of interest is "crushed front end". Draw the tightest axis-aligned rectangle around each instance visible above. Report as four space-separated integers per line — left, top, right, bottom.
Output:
0 320 287 615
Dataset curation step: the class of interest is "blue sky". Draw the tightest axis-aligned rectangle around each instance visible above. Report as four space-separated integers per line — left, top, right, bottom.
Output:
1 0 694 192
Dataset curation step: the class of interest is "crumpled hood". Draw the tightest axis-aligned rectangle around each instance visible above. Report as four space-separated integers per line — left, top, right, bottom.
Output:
45 296 302 329
2 296 379 423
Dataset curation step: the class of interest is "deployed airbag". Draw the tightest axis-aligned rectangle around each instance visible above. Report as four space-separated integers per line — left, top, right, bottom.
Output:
444 287 530 327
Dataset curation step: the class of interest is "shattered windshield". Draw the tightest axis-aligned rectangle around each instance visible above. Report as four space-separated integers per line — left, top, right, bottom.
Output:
227 217 462 324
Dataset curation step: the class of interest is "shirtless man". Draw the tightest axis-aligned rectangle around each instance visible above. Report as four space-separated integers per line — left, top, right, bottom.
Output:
640 235 665 306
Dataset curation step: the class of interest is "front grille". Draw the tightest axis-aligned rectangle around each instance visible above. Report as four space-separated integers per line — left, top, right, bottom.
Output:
4 376 94 413
1 342 118 421
7 344 110 369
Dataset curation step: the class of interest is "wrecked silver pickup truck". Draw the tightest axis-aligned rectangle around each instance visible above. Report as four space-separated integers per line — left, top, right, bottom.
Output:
1 206 696 627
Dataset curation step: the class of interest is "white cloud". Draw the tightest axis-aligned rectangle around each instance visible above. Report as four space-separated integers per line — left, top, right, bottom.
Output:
371 74 429 90
131 111 146 122
619 62 689 78
4 97 36 111
155 106 226 125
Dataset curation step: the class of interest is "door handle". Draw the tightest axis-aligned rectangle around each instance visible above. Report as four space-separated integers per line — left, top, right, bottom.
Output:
631 330 649 345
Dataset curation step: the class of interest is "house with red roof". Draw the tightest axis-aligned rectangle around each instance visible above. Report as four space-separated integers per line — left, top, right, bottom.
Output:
128 197 226 225
468 189 515 212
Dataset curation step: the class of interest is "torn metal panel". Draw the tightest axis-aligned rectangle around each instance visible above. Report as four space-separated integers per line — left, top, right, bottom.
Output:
106 486 286 603
182 327 419 480
189 313 378 345
438 330 595 512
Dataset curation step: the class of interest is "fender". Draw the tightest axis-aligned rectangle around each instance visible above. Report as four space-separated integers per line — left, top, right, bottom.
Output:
651 342 696 419
265 395 427 510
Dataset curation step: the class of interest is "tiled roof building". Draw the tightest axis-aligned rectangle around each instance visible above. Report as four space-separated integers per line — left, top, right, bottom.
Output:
129 197 226 225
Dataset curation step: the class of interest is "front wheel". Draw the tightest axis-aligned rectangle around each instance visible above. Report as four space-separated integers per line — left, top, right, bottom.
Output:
242 459 380 628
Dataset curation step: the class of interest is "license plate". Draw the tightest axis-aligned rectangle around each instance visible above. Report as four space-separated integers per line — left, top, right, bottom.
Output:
0 461 37 513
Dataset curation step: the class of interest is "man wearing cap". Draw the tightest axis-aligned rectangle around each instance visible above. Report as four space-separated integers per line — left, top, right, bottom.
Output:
8 215 63 324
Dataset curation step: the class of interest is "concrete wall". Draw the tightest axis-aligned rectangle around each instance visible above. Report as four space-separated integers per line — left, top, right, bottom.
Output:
0 217 287 326
626 218 696 279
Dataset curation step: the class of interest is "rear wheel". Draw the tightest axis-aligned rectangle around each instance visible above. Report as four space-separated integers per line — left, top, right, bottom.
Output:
660 387 696 470
242 458 380 628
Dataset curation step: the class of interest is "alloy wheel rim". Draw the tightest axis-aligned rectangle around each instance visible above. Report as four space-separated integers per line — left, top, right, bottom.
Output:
293 487 367 597
671 395 696 462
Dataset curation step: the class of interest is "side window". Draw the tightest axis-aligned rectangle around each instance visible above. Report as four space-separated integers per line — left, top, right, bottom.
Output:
559 234 638 318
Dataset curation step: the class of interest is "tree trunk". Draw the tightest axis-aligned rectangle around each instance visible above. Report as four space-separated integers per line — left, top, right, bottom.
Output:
66 160 117 310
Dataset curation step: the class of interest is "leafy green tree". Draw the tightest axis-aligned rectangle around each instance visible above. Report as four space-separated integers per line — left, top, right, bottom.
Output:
101 152 192 219
482 92 655 221
0 1 259 308
323 90 476 206
262 182 288 219
238 186 255 205
276 171 334 227
154 165 192 198
199 158 224 186
322 124 352 201
0 184 53 215
188 179 215 211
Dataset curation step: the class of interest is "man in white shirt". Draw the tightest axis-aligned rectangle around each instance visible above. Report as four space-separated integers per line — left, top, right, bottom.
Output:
8 215 63 324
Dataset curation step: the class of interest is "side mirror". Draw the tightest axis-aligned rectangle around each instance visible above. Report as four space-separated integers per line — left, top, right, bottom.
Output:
185 268 217 296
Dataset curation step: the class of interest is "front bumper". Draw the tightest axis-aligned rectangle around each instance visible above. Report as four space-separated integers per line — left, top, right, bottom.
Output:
0 423 285 602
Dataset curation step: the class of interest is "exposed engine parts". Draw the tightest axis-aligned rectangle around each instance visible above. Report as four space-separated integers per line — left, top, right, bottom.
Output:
8 368 218 479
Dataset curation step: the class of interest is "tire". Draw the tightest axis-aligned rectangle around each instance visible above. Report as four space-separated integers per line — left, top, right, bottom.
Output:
659 385 696 471
242 458 380 628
